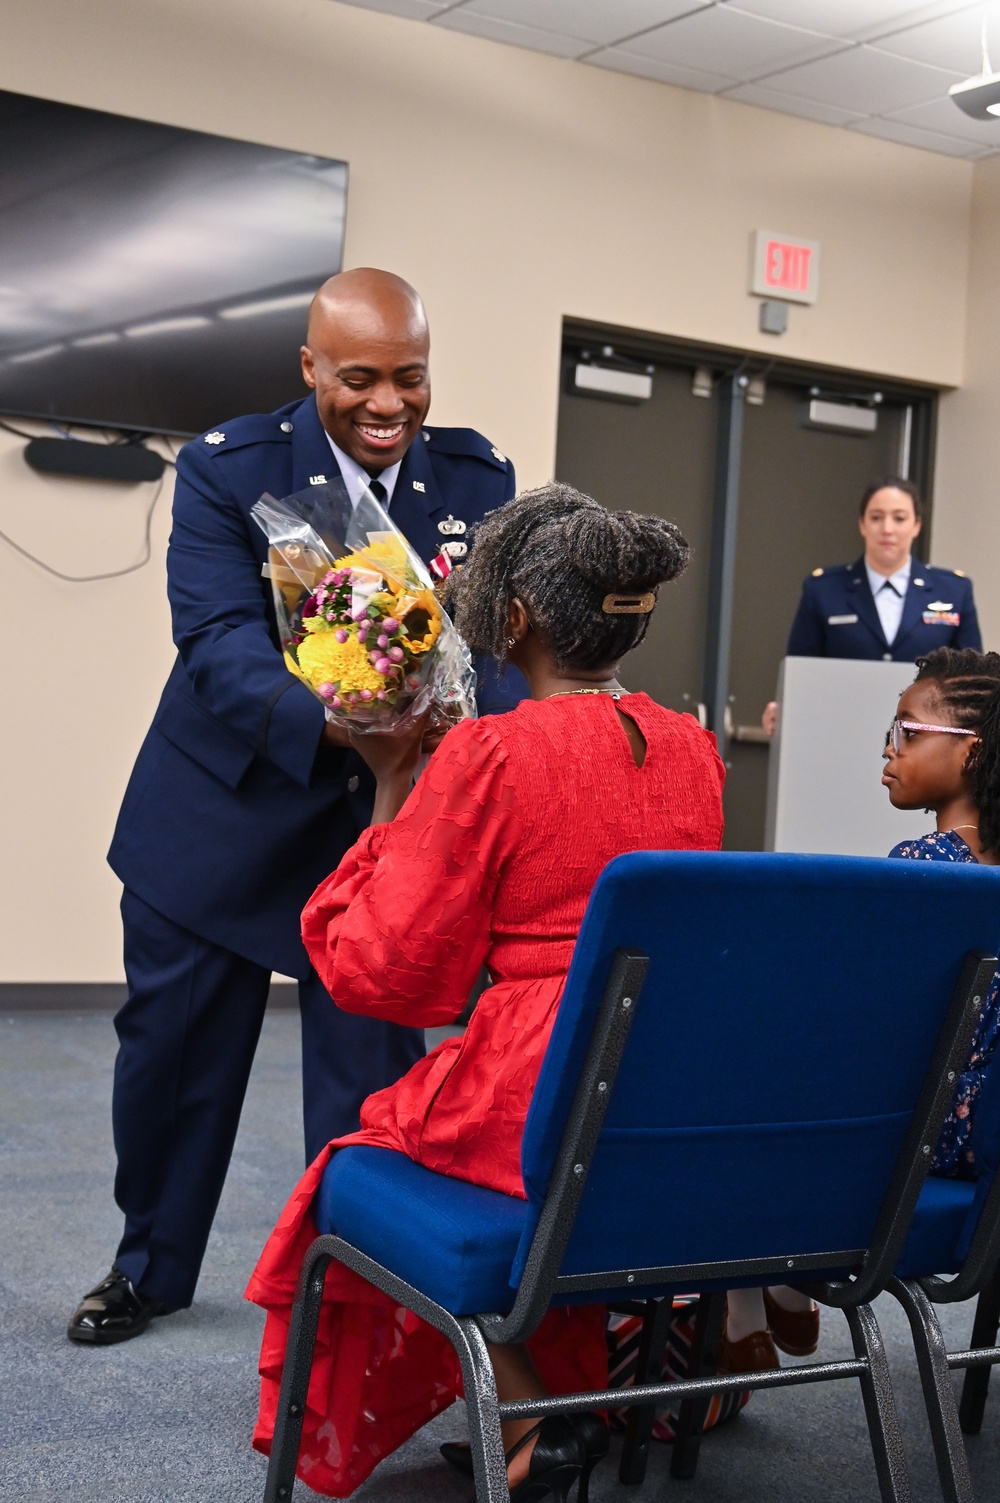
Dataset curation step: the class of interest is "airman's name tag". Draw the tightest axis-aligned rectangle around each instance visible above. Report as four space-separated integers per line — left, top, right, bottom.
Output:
828 614 858 626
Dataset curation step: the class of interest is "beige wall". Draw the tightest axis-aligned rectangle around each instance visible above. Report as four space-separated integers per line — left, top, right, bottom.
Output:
0 0 981 980
933 156 1000 646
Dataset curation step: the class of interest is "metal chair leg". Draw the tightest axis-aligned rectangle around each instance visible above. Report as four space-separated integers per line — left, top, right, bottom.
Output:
959 1268 1000 1436
670 1291 726 1481
844 1301 913 1503
263 1246 333 1503
619 1298 675 1485
461 1318 518 1503
889 1277 974 1503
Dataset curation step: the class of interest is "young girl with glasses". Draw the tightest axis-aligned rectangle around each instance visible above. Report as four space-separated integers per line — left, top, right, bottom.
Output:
883 646 1000 1177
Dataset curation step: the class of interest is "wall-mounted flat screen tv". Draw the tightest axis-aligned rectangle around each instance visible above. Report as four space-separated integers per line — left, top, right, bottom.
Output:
0 90 347 436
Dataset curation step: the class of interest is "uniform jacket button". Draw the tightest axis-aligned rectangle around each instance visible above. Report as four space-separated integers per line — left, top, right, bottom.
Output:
347 775 360 793
882 653 892 661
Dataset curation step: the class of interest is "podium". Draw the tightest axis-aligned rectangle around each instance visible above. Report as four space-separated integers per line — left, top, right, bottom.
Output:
764 657 932 856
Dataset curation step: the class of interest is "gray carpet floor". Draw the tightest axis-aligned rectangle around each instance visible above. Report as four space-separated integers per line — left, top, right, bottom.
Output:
2 1010 998 1502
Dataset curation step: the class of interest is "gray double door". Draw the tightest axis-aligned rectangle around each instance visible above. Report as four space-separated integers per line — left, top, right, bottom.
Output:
554 338 931 849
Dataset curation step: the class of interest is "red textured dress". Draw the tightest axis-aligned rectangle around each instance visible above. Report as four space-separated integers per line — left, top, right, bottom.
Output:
247 693 725 1496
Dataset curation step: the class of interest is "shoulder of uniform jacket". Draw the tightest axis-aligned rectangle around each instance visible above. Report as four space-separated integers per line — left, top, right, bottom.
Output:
807 563 850 581
421 426 510 469
187 408 299 458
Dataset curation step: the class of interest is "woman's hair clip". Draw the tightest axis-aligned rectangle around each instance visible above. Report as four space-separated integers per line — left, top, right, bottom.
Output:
601 592 655 615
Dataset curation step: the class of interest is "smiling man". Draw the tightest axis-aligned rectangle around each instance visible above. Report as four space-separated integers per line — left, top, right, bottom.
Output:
68 268 519 1345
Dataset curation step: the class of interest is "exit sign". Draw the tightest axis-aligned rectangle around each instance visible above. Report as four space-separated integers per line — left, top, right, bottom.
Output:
750 230 819 304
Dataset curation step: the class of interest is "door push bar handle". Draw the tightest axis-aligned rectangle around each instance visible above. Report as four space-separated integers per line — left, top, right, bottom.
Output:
723 704 771 745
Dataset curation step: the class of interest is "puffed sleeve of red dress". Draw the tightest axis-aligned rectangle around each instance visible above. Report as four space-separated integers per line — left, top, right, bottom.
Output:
301 715 521 1026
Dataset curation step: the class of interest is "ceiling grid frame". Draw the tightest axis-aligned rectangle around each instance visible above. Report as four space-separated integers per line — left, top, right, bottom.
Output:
337 0 1000 158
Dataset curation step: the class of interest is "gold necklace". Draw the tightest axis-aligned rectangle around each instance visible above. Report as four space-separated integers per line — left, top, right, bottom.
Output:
950 824 979 834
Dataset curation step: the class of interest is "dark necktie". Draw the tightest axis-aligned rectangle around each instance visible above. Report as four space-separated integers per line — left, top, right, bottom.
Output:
367 478 388 506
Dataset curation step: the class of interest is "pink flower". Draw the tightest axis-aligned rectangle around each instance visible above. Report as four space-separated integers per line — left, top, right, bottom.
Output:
388 645 404 663
376 689 388 701
377 634 389 649
375 657 391 674
359 689 374 702
302 595 319 619
318 682 337 699
334 628 348 644
382 617 400 634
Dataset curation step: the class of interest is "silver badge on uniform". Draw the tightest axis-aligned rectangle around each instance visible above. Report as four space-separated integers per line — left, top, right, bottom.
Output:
204 431 226 445
442 540 468 558
438 515 467 536
308 474 327 486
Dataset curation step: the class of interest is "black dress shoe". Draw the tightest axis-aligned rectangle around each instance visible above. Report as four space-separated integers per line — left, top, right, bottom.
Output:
441 1412 607 1501
67 1267 169 1345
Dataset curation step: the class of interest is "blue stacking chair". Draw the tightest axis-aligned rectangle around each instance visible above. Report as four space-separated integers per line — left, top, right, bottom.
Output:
884 1061 1000 1503
262 852 1000 1503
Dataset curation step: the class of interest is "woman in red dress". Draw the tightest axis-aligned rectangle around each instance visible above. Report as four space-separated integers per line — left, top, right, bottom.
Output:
247 483 726 1499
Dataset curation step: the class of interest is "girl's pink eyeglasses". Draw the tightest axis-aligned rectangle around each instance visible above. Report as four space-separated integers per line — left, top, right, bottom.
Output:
884 719 978 755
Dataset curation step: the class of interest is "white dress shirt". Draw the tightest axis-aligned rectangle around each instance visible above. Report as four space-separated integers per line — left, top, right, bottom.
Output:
865 557 911 646
324 434 402 510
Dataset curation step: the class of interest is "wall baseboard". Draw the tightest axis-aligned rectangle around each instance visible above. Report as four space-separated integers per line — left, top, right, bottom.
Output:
1 982 299 1012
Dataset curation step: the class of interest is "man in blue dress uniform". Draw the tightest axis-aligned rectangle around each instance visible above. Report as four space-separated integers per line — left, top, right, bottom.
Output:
68 269 520 1343
786 477 981 662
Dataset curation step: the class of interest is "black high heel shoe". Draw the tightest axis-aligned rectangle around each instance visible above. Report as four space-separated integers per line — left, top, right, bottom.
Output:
440 1412 605 1501
573 1414 609 1503
506 1416 583 1503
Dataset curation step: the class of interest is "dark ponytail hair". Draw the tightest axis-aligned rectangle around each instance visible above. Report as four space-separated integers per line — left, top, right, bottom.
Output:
446 481 690 672
913 648 1000 853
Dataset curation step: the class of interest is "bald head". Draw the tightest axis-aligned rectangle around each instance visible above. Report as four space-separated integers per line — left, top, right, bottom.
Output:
301 268 431 472
307 267 427 347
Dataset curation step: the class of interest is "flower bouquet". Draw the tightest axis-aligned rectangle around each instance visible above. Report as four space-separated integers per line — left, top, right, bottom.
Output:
252 479 476 734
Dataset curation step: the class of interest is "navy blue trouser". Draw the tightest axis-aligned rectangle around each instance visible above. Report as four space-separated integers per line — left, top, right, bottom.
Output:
112 890 424 1310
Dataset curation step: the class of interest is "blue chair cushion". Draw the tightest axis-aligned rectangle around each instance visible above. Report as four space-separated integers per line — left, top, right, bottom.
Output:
895 1175 976 1280
315 1146 528 1316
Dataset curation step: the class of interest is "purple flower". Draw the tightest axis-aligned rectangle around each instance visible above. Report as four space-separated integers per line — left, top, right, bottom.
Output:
302 595 319 619
388 645 404 663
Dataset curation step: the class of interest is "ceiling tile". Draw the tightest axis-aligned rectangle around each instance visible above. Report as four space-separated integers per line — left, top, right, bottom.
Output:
451 1 712 50
431 8 589 57
585 47 738 92
731 1 977 44
722 81 866 126
871 6 997 73
850 115 981 155
335 0 449 18
886 94 1000 144
763 44 963 112
610 6 845 81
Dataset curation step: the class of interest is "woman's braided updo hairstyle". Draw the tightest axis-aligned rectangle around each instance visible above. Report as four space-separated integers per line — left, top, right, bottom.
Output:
913 647 1000 853
445 481 690 672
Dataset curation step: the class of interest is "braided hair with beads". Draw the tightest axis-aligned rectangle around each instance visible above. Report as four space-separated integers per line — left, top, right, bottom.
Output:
914 647 1000 853
445 481 690 673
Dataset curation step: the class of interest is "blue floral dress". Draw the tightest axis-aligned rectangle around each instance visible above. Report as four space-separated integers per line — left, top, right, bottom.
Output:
889 830 1000 1178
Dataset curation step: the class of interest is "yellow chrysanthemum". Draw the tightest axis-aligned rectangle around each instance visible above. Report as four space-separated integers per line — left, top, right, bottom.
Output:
333 537 410 585
297 630 386 695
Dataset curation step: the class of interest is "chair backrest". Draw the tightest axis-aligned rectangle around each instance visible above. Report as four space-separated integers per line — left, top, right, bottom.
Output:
514 852 1000 1289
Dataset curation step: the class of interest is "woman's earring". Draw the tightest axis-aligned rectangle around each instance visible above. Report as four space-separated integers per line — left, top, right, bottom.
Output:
506 636 516 648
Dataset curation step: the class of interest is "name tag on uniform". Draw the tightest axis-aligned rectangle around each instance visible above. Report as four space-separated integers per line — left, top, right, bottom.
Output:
828 614 858 626
923 610 960 626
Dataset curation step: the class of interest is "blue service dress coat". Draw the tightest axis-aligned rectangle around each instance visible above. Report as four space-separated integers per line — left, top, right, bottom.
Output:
108 393 517 980
786 557 981 662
